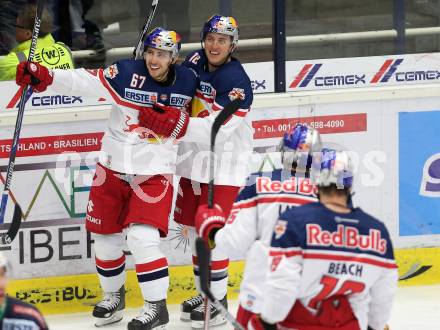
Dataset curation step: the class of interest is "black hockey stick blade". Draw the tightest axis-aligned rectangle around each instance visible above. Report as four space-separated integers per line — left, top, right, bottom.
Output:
210 98 241 150
0 204 22 245
133 0 159 59
196 237 245 330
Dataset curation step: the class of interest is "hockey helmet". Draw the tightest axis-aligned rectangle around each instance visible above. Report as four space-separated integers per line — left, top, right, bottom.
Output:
201 14 239 46
279 124 322 173
313 148 354 189
144 27 181 60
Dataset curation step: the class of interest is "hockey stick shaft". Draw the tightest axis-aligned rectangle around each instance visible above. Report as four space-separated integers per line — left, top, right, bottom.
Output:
207 98 241 208
203 99 241 326
202 99 242 326
0 0 46 243
196 237 245 330
133 0 159 60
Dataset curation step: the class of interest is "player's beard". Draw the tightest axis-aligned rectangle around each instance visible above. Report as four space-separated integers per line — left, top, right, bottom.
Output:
149 65 170 83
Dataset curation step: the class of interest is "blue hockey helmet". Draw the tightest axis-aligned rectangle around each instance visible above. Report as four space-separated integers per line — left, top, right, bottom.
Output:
201 14 239 46
144 27 181 60
313 148 354 190
279 124 322 173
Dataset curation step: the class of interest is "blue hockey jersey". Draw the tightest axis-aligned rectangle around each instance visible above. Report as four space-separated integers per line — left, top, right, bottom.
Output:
261 202 398 330
176 50 254 185
2 296 48 330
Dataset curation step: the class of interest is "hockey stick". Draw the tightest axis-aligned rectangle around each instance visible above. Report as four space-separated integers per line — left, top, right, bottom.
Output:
133 0 159 59
207 98 241 208
0 0 46 244
196 237 245 330
201 98 241 328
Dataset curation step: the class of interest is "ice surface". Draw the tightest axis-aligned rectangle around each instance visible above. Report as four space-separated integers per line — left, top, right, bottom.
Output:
46 285 440 330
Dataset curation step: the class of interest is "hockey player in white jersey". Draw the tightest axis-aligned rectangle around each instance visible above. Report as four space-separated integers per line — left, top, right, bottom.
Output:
248 149 398 330
193 124 322 328
16 28 197 330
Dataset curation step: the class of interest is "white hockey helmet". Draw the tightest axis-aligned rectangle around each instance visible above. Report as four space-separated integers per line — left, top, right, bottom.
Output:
279 124 322 173
312 148 354 190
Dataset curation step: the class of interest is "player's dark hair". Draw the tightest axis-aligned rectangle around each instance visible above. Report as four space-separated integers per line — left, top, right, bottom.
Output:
318 184 350 200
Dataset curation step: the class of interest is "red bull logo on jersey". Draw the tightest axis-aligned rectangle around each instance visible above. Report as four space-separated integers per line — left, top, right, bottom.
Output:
306 224 387 254
104 64 119 79
123 115 158 141
228 87 245 101
256 177 317 196
274 220 288 239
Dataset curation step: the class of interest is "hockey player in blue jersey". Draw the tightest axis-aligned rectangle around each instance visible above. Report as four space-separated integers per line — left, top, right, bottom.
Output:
138 14 254 328
0 252 49 329
16 28 197 330
192 124 322 328
249 149 398 330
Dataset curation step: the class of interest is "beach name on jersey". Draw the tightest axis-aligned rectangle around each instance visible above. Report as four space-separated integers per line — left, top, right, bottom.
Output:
307 224 387 254
256 176 317 195
124 88 190 106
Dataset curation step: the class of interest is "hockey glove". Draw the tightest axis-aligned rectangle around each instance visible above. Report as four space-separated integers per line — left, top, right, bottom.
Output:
16 61 53 93
138 103 189 139
194 204 225 249
248 315 277 330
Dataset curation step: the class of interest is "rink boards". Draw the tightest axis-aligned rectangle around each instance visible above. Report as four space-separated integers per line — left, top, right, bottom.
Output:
4 246 440 315
1 53 440 314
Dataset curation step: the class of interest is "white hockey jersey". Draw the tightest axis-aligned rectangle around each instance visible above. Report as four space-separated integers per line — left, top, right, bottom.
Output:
50 59 197 175
214 168 317 313
261 202 398 330
176 50 254 186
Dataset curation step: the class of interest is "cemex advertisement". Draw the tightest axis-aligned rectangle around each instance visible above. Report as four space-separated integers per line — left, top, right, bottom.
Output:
286 52 440 91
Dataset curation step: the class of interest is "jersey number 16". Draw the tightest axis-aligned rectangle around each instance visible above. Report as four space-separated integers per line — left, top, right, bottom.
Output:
308 275 365 309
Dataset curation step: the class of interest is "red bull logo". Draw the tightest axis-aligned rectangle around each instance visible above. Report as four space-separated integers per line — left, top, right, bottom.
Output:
123 115 159 141
228 88 245 101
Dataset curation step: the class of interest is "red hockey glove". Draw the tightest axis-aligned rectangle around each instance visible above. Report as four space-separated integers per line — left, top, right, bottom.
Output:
138 103 189 139
194 204 225 249
248 315 277 330
16 61 53 92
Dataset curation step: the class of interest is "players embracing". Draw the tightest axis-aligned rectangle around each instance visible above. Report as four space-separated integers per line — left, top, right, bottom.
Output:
139 14 254 328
